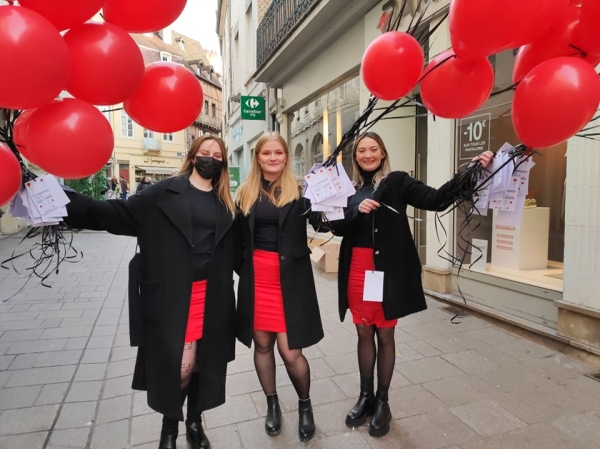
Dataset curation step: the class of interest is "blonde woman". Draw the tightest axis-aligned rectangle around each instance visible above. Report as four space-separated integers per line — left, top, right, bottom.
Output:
64 135 238 449
236 132 324 442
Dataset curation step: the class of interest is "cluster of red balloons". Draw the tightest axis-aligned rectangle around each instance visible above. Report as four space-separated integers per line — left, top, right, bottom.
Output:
361 0 600 150
0 0 203 206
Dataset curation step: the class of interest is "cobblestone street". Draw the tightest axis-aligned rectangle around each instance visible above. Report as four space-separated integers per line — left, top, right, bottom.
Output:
1 230 600 448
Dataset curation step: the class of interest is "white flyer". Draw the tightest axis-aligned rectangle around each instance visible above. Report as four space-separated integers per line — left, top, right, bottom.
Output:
24 175 70 216
324 207 344 221
363 270 384 302
304 168 338 202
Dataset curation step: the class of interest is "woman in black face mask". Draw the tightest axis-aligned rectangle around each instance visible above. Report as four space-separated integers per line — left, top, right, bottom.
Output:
63 135 239 449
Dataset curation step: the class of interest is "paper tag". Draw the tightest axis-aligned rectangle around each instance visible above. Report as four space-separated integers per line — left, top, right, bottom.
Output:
24 175 70 216
363 270 384 302
304 168 338 202
324 207 344 221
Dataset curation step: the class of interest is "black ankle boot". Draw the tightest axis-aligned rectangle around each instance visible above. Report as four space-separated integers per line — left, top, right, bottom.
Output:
345 378 375 427
368 388 391 438
159 416 179 449
185 418 211 449
265 393 282 436
298 398 315 442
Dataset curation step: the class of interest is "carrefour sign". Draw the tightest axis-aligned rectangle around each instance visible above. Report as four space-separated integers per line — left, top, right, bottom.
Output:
241 95 266 121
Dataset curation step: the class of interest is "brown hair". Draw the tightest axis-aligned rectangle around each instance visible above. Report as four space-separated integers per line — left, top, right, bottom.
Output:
180 135 236 215
352 131 392 189
235 132 300 215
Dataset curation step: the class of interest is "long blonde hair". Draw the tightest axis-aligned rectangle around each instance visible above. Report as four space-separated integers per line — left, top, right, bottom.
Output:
352 131 392 189
180 135 236 215
236 132 300 215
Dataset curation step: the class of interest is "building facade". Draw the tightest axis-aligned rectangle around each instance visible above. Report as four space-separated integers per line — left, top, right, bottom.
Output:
219 0 600 356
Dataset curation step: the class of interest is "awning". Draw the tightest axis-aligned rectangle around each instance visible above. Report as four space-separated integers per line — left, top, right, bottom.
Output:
135 165 178 175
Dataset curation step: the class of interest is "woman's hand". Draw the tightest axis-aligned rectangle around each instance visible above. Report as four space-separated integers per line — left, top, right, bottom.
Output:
358 199 380 214
473 151 494 168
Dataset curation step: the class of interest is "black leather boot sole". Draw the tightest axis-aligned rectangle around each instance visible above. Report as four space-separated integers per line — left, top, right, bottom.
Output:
345 400 375 427
298 399 316 442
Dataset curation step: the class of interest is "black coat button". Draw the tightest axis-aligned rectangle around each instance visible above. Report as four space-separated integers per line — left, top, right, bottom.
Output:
281 255 286 261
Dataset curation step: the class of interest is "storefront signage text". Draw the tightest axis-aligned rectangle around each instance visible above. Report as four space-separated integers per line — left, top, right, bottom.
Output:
458 113 491 161
143 158 168 165
241 96 266 121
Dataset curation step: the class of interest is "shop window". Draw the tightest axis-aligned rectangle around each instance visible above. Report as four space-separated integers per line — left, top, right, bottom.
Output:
288 75 360 178
455 50 565 291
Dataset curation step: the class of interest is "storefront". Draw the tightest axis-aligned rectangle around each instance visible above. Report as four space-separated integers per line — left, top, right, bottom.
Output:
129 154 183 189
254 0 600 354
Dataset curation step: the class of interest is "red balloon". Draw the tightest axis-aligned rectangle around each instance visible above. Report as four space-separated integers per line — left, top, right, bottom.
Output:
64 23 144 105
450 0 569 58
0 6 68 110
512 57 600 149
103 0 187 33
573 0 600 55
512 6 599 83
0 143 22 206
26 99 114 179
420 50 494 119
13 109 39 165
362 31 424 101
124 62 203 133
19 0 105 31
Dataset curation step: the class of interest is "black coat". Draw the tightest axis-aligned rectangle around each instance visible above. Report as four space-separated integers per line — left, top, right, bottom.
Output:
64 175 237 420
237 197 324 350
331 171 460 322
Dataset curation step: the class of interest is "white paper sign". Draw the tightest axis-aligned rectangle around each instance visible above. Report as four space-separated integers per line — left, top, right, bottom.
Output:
471 239 488 271
363 270 384 302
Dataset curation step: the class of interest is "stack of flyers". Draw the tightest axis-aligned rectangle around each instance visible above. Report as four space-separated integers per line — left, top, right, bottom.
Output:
303 163 355 221
6 175 70 226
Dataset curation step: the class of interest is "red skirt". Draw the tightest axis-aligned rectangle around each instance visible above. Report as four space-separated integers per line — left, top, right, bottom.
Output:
347 247 397 328
184 280 208 343
253 250 287 333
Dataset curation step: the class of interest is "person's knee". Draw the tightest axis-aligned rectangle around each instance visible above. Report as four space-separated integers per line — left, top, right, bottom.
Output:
376 328 395 346
280 348 301 366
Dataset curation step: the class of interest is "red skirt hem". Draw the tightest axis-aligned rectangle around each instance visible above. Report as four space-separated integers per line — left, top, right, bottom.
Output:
185 280 207 343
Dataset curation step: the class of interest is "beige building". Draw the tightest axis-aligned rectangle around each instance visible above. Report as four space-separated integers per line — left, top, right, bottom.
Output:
219 0 600 356
102 29 223 190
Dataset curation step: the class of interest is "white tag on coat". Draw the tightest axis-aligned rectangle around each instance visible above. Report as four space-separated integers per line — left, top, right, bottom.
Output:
363 270 384 302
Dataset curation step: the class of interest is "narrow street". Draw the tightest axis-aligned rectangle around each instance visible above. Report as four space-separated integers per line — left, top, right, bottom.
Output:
0 230 599 448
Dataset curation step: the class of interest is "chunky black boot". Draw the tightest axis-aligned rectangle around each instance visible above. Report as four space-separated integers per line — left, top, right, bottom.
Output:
159 415 178 449
345 378 375 427
298 398 316 442
185 419 211 449
265 393 282 436
368 387 392 438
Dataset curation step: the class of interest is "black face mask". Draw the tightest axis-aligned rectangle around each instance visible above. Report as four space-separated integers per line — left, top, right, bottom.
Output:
194 156 224 180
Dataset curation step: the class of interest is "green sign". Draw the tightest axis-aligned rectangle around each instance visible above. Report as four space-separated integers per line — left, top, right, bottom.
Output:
229 166 240 197
240 96 265 120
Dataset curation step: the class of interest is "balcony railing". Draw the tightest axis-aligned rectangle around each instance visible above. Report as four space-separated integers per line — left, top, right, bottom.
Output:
142 137 161 153
256 0 321 70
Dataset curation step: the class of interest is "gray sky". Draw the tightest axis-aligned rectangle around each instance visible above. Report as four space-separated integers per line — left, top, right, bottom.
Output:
171 0 220 53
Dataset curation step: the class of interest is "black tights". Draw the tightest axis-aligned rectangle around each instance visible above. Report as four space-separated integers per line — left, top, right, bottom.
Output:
356 324 395 389
163 340 201 430
253 330 311 400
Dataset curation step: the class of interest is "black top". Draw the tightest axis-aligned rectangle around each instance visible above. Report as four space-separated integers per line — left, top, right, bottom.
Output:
254 179 279 252
347 168 378 248
190 185 217 280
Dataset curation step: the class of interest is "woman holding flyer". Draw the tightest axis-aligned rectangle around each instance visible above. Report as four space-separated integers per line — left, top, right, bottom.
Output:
328 131 492 438
63 135 238 449
235 132 324 442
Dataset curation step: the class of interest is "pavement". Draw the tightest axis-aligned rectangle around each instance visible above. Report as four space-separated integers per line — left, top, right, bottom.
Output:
0 230 600 449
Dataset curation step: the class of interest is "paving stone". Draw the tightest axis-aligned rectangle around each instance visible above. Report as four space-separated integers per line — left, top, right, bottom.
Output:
316 335 358 356
47 427 91 449
461 423 588 449
0 431 47 449
130 412 162 446
86 336 114 349
7 338 67 354
106 358 136 379
40 318 64 329
396 356 464 384
235 413 314 448
0 385 41 410
0 355 13 370
41 326 93 339
81 348 111 364
324 352 359 375
494 338 558 361
474 363 556 393
90 418 130 449
65 337 89 350
394 343 425 363
441 349 517 374
424 333 487 353
388 385 448 419
75 363 107 382
309 357 336 379
423 374 502 407
65 381 103 403
35 383 69 405
407 340 443 357
92 325 117 337
226 370 263 397
5 365 76 387
513 383 600 419
96 394 132 424
551 412 600 448
132 392 153 416
204 424 243 449
109 345 138 363
450 399 527 436
312 398 359 435
0 319 42 331
102 375 133 399
315 431 370 449
35 350 82 367
203 394 257 429
0 329 44 342
0 404 59 435
523 353 598 382
54 401 97 429
466 327 519 345
60 317 97 328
